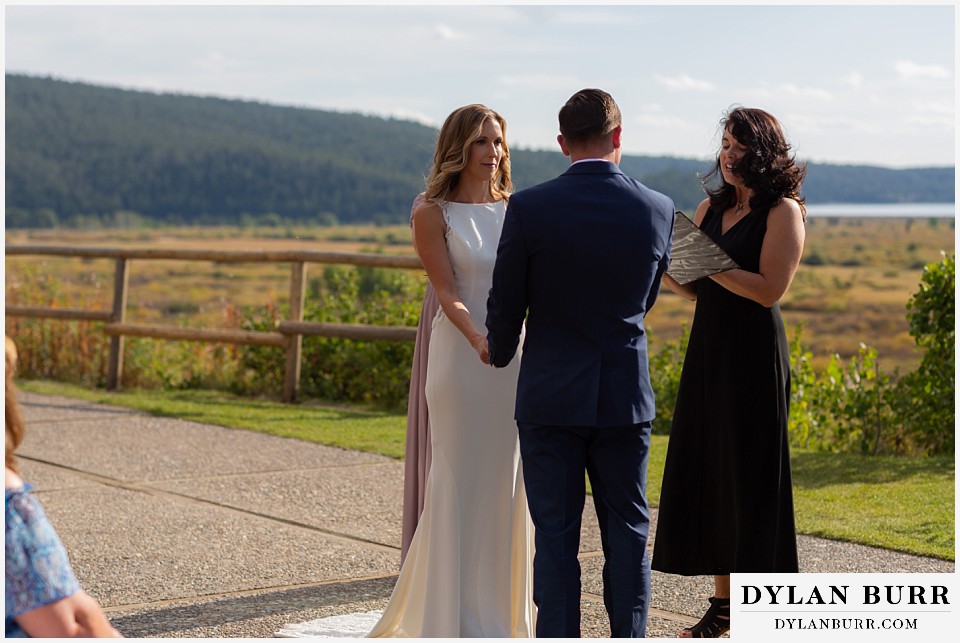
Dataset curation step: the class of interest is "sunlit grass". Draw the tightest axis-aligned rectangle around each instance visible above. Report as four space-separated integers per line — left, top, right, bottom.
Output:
18 380 953 561
20 379 409 459
791 449 954 560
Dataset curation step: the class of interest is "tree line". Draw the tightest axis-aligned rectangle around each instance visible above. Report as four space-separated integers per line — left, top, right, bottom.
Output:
5 74 954 229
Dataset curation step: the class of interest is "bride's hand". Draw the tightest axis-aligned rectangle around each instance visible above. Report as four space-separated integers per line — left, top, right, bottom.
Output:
471 334 490 365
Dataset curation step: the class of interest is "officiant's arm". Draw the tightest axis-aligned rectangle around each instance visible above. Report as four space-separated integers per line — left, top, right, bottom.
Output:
709 198 805 307
663 273 697 301
661 199 710 301
412 200 489 363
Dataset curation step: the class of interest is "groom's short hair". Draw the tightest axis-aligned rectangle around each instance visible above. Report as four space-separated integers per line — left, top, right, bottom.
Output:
559 89 621 147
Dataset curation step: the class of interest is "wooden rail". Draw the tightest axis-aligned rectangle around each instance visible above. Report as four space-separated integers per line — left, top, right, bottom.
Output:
5 244 423 402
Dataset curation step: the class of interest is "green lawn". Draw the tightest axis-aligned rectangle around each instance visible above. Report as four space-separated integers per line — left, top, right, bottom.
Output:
790 450 954 559
19 380 954 561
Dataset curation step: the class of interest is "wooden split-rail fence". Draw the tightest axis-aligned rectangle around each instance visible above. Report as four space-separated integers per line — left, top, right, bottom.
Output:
4 244 424 402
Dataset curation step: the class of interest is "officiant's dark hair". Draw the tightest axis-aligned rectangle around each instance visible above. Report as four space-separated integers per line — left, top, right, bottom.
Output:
704 106 807 220
558 88 621 146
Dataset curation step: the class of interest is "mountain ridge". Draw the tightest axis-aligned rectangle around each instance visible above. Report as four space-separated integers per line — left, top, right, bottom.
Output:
5 74 954 228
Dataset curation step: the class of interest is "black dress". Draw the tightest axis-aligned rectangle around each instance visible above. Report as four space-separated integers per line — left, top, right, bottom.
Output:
651 204 799 575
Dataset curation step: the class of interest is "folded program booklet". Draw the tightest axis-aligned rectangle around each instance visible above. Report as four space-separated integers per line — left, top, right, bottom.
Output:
665 211 739 285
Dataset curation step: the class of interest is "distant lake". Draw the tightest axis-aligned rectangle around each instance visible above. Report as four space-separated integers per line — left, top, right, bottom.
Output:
805 202 955 218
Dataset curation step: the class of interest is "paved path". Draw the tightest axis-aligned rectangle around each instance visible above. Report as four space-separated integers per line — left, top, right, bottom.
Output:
16 391 954 638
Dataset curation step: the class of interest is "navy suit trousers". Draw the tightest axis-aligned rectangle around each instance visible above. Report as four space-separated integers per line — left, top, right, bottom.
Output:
518 421 652 638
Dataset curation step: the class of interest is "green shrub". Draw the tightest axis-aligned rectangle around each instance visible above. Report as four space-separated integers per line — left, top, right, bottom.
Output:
649 324 689 435
232 266 424 407
787 254 955 455
895 253 955 454
5 267 109 386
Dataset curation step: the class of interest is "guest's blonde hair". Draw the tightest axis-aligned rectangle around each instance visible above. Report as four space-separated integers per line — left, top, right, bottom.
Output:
424 104 512 203
6 336 24 474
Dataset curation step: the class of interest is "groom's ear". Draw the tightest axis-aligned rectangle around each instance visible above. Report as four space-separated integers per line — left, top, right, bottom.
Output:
557 134 571 157
610 125 623 150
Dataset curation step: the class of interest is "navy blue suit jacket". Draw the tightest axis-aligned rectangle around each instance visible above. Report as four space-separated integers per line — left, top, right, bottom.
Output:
485 160 674 427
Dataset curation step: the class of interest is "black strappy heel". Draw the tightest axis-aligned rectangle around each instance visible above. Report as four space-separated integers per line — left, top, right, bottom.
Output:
682 596 730 638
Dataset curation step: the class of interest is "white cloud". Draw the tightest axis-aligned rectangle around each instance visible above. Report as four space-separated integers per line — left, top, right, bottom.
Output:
497 74 582 90
653 74 714 92
909 100 953 115
776 83 833 101
904 114 955 127
551 9 640 26
385 108 437 127
841 71 864 89
905 101 954 127
435 23 466 41
746 83 833 108
633 105 696 130
894 60 952 80
786 113 878 136
193 51 239 74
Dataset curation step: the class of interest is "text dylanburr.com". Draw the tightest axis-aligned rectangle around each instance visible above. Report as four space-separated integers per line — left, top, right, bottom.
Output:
731 573 956 640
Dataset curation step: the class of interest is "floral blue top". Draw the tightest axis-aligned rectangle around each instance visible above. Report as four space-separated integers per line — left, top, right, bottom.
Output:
5 484 81 638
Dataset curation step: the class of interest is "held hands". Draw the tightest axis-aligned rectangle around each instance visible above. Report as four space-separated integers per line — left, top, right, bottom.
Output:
470 334 491 365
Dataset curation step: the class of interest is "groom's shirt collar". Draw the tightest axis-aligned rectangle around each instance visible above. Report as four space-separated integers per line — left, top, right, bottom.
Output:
571 158 605 165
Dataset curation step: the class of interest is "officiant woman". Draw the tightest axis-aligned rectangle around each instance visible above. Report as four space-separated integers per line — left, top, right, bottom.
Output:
651 106 806 638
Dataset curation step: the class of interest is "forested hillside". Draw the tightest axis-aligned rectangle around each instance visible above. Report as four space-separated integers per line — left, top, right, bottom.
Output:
5 74 954 228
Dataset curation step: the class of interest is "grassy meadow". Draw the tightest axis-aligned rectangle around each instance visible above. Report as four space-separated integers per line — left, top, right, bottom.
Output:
6 217 955 560
6 216 954 373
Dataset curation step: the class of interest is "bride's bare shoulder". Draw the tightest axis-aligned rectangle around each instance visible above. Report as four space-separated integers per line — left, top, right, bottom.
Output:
412 198 444 227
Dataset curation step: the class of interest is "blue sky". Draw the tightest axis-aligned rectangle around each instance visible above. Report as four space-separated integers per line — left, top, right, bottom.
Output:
4 2 956 168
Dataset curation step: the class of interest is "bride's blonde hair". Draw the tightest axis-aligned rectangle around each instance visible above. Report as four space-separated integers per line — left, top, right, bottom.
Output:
424 104 512 203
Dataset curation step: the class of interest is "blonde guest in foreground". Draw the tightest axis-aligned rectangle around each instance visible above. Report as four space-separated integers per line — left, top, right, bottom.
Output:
5 336 123 638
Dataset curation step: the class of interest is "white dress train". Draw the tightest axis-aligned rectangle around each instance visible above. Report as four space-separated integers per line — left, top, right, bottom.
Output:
277 200 535 638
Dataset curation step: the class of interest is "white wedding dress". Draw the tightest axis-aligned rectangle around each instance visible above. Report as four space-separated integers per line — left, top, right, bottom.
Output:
277 200 535 638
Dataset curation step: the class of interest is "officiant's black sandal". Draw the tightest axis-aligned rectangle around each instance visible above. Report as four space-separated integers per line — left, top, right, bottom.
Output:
681 596 730 638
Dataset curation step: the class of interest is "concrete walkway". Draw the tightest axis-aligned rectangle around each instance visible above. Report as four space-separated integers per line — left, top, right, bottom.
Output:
15 391 954 638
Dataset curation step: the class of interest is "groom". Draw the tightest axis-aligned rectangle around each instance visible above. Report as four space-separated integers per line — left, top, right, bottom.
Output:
485 88 674 637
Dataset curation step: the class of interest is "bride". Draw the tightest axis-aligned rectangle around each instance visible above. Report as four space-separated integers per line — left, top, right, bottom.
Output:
280 104 535 637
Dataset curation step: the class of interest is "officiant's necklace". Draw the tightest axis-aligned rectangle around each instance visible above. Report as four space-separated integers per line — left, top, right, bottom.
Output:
733 191 754 216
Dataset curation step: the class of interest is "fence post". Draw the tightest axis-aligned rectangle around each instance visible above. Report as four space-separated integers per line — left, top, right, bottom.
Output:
106 257 129 390
283 261 307 403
